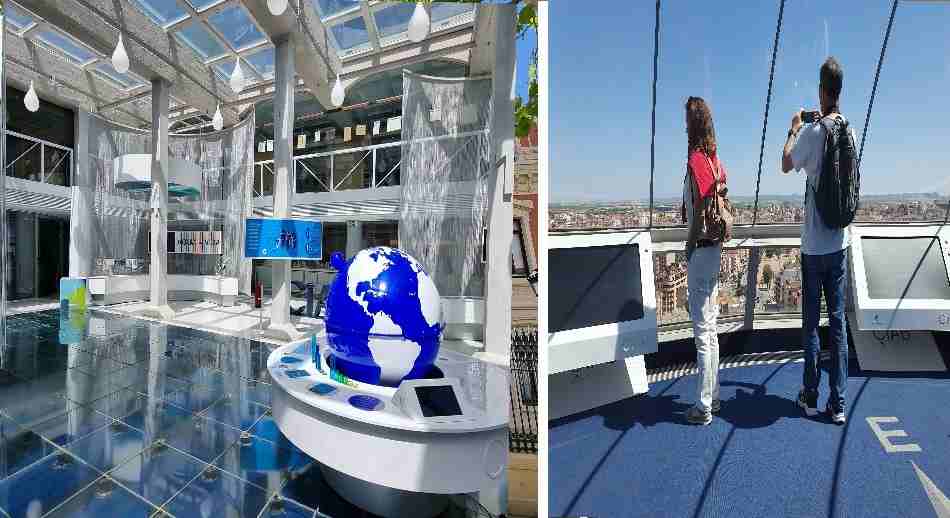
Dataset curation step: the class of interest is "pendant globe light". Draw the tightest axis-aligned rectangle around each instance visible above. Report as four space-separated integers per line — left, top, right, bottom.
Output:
229 58 245 93
330 74 345 108
112 34 130 74
267 0 289 16
212 104 224 131
24 81 40 113
408 2 430 43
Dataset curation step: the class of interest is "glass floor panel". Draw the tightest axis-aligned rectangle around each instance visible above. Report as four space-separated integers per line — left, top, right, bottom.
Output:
0 309 483 517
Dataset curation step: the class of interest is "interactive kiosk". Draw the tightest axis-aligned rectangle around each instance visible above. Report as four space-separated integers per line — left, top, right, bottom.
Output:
850 225 950 331
267 247 508 518
548 230 658 419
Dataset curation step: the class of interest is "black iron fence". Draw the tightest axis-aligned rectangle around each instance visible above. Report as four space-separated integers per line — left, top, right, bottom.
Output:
510 327 538 454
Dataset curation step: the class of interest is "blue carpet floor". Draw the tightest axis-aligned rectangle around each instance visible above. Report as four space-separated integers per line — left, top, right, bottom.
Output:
549 361 950 518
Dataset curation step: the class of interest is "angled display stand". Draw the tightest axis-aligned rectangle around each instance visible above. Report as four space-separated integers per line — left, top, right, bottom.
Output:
548 230 658 419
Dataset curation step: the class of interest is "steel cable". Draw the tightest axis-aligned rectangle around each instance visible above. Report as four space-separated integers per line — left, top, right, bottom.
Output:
752 0 786 226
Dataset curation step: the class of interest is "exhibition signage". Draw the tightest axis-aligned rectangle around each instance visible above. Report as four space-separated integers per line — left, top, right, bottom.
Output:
168 231 223 254
244 218 322 260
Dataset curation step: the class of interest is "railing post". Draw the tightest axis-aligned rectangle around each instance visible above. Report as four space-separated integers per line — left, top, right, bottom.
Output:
329 154 334 192
743 247 762 331
371 148 377 188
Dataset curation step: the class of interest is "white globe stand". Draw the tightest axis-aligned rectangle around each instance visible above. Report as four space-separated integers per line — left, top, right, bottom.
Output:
267 337 509 518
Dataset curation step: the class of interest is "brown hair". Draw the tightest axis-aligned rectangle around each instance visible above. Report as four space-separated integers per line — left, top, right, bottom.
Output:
686 96 717 157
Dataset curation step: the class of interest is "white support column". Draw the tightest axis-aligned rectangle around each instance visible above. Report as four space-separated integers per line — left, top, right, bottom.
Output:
69 109 94 277
346 220 364 259
142 79 175 320
476 6 516 517
267 35 303 341
480 4 517 366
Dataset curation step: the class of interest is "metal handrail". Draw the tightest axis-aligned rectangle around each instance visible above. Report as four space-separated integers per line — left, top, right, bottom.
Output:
254 139 404 195
4 130 74 186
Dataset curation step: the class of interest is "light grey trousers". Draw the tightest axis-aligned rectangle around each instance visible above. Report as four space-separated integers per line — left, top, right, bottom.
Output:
687 244 722 413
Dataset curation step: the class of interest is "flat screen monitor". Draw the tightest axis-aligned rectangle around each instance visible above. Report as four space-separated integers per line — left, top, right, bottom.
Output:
415 385 463 417
851 225 950 331
549 244 644 332
547 231 657 374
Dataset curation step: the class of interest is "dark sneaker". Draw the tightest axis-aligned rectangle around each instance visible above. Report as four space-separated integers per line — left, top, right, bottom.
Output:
686 405 712 426
711 399 721 414
797 388 818 417
826 401 846 425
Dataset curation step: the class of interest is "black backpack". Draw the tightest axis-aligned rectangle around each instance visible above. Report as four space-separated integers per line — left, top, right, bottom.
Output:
812 114 860 228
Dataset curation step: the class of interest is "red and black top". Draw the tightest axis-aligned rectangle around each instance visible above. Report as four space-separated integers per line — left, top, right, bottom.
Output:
687 149 728 200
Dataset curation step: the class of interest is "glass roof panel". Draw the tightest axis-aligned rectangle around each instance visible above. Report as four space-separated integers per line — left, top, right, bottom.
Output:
208 6 267 50
34 29 98 64
329 16 370 51
183 0 223 12
6 4 38 32
244 47 276 80
430 2 475 24
93 63 147 90
314 0 360 19
174 21 228 60
373 3 414 39
128 0 189 26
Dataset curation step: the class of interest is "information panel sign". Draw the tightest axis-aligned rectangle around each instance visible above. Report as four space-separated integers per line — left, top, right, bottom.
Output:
244 218 322 260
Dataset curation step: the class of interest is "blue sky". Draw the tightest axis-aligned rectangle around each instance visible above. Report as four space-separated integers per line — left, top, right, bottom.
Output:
550 1 950 202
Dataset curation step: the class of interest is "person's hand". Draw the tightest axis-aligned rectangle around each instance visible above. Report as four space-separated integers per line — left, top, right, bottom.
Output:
790 108 804 133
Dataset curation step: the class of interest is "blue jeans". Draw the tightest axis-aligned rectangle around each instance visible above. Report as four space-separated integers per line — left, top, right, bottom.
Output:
801 248 849 408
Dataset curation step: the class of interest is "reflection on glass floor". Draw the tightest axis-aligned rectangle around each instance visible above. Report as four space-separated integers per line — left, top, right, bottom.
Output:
0 310 478 518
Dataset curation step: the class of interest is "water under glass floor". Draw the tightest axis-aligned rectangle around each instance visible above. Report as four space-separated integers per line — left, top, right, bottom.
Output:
0 310 481 518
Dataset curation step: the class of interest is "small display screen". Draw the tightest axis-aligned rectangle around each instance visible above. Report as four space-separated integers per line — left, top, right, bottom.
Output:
415 385 463 417
863 237 950 300
548 244 644 332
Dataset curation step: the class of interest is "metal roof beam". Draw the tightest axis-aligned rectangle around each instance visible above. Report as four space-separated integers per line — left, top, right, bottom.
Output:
241 0 341 107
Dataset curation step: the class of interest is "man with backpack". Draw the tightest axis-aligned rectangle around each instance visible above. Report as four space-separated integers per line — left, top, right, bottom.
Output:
781 56 859 425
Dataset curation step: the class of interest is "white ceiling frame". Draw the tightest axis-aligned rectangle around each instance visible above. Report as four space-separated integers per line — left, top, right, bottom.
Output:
6 10 153 97
359 0 382 54
169 0 268 86
5 56 151 127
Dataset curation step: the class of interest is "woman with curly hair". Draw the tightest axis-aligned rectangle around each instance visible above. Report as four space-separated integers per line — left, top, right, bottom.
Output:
682 96 728 426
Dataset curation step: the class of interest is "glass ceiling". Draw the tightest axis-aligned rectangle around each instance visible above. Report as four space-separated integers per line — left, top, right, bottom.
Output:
3 0 479 129
209 6 267 50
93 63 149 90
315 0 360 19
330 16 371 52
174 20 229 60
183 0 222 11
34 29 98 65
129 0 188 26
373 3 414 39
5 3 37 32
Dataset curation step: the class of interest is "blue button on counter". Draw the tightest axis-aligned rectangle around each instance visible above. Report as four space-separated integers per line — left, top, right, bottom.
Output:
284 369 309 379
309 383 337 396
281 356 303 364
349 395 384 411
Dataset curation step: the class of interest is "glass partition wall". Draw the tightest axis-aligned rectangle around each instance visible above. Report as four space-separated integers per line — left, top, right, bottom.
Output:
552 1 950 334
1 0 7 355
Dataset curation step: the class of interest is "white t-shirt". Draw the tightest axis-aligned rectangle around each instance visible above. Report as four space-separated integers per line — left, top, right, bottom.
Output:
790 120 854 256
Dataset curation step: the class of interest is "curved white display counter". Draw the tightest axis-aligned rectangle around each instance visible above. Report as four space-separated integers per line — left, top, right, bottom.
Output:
267 338 509 518
88 274 238 306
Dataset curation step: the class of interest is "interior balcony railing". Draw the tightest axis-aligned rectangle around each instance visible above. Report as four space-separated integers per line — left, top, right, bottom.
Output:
253 140 401 198
4 131 73 187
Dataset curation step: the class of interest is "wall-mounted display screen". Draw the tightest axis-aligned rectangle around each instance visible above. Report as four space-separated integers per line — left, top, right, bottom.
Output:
863 237 950 300
415 385 463 417
549 244 644 333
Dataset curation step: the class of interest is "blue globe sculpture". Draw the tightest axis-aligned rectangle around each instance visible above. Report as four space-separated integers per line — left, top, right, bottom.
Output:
323 247 443 387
